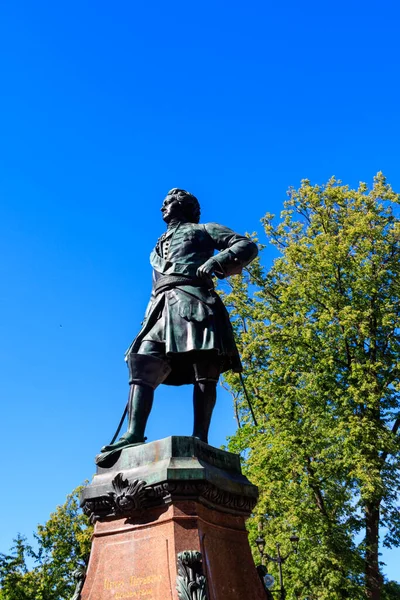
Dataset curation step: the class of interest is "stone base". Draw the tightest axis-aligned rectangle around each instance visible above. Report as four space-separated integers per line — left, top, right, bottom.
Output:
80 437 265 600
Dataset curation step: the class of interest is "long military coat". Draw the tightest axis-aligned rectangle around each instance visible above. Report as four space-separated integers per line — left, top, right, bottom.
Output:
125 221 258 386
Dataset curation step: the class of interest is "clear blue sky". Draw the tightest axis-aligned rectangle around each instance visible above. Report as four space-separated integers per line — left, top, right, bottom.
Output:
1 0 399 583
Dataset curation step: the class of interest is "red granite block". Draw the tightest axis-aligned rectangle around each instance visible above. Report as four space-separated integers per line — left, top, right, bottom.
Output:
81 501 265 600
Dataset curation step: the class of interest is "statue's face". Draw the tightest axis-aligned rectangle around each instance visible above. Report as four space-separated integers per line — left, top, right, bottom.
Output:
161 194 184 223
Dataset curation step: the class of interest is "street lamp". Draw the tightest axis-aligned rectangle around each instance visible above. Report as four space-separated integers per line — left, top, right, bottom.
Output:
255 535 266 561
289 534 300 554
255 533 300 600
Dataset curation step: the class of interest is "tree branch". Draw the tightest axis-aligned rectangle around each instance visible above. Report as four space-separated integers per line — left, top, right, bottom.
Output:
380 417 400 464
305 457 330 519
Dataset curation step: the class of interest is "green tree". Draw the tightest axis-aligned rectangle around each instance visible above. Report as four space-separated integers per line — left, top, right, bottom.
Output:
383 580 400 600
222 173 400 599
0 536 40 600
0 486 92 600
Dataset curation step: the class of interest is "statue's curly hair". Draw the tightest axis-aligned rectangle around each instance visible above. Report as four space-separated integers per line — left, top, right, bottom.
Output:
167 188 201 224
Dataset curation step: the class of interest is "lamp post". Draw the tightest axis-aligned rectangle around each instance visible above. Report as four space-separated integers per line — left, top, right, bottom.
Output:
255 534 299 600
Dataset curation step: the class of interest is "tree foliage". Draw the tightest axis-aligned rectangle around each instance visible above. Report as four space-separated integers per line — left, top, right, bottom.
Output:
221 173 400 599
0 486 92 600
383 580 400 600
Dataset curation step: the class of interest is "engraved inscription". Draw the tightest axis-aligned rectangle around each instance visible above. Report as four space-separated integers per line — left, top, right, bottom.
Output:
103 574 163 598
88 536 172 600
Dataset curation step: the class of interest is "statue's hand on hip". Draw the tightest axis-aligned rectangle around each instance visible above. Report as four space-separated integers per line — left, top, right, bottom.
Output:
197 257 222 279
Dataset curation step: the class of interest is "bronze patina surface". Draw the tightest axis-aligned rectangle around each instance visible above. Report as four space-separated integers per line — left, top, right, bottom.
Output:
99 188 257 458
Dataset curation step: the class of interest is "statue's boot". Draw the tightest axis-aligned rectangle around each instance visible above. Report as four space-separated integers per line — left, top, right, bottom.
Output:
192 380 217 444
100 354 171 453
101 384 153 452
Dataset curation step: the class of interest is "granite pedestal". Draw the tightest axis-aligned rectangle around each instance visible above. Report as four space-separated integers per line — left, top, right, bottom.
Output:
80 436 266 600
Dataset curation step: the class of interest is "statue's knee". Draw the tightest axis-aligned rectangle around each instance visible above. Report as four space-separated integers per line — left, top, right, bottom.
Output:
193 360 220 384
126 353 171 388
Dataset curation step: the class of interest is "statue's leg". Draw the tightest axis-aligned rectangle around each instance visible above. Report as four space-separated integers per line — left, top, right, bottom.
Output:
125 383 154 442
101 344 170 452
192 357 220 444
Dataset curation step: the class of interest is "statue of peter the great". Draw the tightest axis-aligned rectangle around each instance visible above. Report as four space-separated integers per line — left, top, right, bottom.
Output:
100 188 258 455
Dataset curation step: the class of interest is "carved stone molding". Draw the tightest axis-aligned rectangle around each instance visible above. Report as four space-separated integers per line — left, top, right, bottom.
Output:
82 473 171 522
176 551 208 600
201 482 256 513
168 480 257 515
82 472 255 522
110 473 147 512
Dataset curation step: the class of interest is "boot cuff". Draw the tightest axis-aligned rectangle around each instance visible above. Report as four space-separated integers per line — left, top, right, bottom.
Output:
127 354 171 389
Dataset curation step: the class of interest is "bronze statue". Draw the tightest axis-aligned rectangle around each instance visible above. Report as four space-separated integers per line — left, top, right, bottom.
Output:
101 188 258 454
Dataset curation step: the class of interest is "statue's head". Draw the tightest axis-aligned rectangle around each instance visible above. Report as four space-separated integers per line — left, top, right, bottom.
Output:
161 188 201 224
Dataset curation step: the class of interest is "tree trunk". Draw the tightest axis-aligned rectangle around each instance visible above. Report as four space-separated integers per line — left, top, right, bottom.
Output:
365 502 382 600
